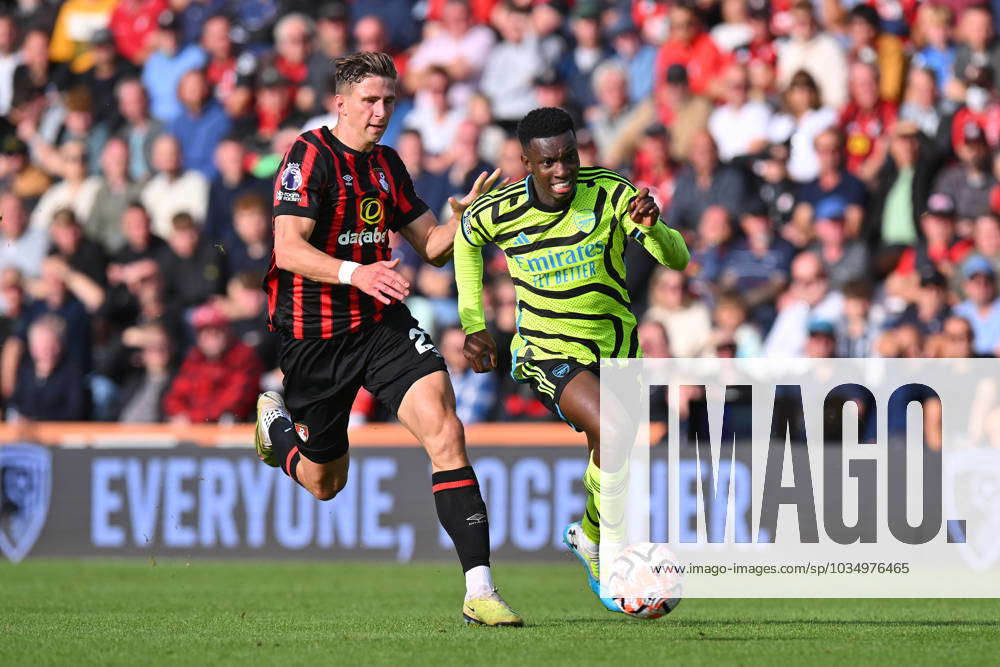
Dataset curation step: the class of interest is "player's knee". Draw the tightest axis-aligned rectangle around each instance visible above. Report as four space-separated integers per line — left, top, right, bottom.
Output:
309 476 347 502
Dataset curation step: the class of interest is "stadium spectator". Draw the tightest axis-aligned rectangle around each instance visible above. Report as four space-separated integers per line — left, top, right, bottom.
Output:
953 254 1000 355
836 280 878 358
48 0 116 75
891 270 952 337
87 137 141 252
608 17 655 104
162 303 262 423
530 0 569 67
840 62 897 181
75 28 137 127
764 251 844 358
665 130 746 233
809 199 871 290
29 139 102 232
912 4 956 91
898 67 943 140
495 134 528 182
141 10 206 123
8 313 88 421
480 3 545 126
19 85 106 176
141 133 209 237
710 291 763 359
439 121 493 203
271 13 314 112
46 209 107 302
117 322 173 423
531 69 584 132
654 2 727 100
404 66 465 156
556 1 610 111
750 141 797 229
934 315 976 358
351 0 420 53
630 124 676 212
644 268 713 358
109 0 167 65
13 27 62 95
710 0 753 54
611 63 712 165
168 68 231 178
252 65 304 148
708 62 772 162
934 121 996 225
845 3 905 104
638 318 671 358
158 212 225 309
0 13 16 116
952 4 1000 92
718 201 794 330
406 0 495 105
203 138 270 243
871 121 942 249
302 3 351 114
776 1 848 110
767 70 839 183
588 61 639 162
889 193 973 305
114 78 163 182
803 319 837 358
213 271 278 374
11 255 93 380
199 14 236 105
224 194 272 277
441 324 495 424
108 203 168 269
0 193 48 279
0 135 52 204
792 128 867 242
396 129 450 217
685 205 734 303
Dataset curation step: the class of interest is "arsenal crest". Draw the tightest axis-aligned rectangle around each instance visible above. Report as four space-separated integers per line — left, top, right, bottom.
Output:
0 444 52 563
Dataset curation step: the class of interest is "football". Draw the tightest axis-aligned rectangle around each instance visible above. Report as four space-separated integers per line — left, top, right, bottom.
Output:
607 542 684 620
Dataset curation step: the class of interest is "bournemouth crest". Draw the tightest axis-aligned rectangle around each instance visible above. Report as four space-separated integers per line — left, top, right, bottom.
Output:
945 448 1000 572
0 444 52 563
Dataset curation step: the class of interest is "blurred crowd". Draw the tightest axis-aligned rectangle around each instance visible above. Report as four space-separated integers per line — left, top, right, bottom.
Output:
4 0 1000 426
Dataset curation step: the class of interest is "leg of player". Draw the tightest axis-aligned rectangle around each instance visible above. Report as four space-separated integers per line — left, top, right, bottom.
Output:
397 371 524 627
254 391 349 500
557 371 628 613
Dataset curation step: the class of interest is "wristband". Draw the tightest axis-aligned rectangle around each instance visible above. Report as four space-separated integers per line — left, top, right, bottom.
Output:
338 261 360 285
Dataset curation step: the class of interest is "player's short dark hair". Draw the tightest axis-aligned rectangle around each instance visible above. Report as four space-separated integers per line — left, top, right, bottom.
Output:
334 51 397 93
516 107 576 148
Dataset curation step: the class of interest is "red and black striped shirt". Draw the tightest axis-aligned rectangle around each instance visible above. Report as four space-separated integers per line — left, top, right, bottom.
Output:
265 127 429 338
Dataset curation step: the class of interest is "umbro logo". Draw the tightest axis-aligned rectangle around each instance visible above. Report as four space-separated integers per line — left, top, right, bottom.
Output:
466 513 487 525
512 232 531 246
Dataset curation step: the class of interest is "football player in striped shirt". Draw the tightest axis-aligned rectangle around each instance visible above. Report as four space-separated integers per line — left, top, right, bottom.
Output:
454 107 690 610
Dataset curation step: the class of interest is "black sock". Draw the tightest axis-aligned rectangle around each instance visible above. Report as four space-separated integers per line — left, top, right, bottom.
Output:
268 418 301 482
432 466 490 572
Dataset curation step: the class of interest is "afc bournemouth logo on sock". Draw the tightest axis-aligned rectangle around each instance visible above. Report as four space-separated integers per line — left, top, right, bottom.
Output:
0 444 52 563
294 423 309 442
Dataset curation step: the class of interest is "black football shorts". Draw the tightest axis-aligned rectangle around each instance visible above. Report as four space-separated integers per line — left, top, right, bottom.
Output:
279 304 447 463
519 358 599 432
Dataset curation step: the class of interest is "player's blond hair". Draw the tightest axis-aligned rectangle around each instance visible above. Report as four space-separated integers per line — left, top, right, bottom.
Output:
334 52 397 93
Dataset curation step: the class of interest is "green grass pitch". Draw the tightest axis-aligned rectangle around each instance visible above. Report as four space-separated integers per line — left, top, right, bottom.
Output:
2 560 999 665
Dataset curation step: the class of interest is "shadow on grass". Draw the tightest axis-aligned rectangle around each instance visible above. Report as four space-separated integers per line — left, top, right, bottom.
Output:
527 618 1000 631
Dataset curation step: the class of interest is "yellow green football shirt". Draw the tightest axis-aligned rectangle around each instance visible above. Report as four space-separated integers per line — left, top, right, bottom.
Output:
454 167 690 380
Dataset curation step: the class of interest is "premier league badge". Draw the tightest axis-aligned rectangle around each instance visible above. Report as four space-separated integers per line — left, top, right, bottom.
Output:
0 444 52 563
280 162 303 191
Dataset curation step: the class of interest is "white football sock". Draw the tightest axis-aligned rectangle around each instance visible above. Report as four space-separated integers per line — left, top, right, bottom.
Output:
465 565 495 599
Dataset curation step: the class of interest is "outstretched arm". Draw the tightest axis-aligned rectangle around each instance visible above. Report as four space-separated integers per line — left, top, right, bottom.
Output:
454 210 498 373
400 168 502 267
623 188 690 270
